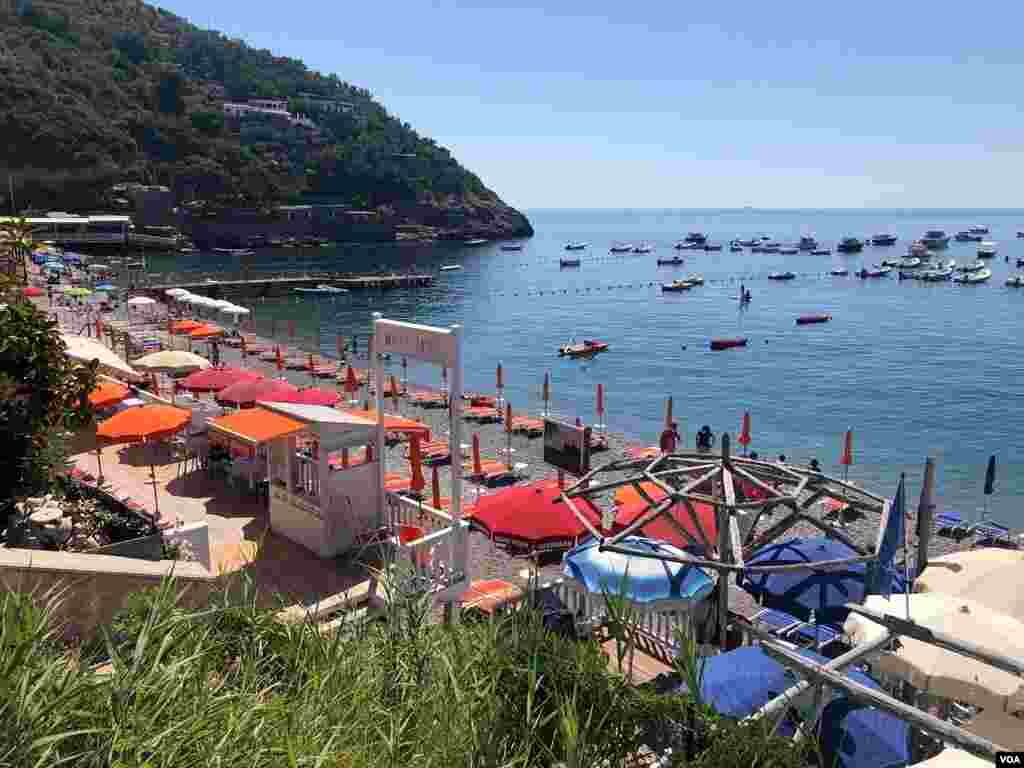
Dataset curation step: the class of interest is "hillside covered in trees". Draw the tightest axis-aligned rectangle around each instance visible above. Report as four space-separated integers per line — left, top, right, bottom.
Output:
0 0 531 237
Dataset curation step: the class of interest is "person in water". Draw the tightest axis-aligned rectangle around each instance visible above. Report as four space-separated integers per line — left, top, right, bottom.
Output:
659 422 681 453
809 458 821 472
696 425 714 452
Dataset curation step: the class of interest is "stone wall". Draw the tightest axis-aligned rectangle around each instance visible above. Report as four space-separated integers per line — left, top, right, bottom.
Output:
0 548 216 643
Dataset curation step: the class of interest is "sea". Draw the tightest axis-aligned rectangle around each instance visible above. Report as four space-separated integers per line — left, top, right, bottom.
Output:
146 209 1024 527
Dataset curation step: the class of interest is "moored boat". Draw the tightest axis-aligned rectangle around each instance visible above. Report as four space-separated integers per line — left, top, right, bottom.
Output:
968 224 990 235
857 266 892 278
956 260 986 273
674 241 701 250
836 237 864 253
919 266 953 282
729 244 743 252
977 241 998 258
633 243 653 254
661 281 694 292
830 267 849 276
778 246 799 255
798 235 818 250
558 339 609 357
684 232 708 244
704 243 723 252
767 271 796 281
871 233 898 246
565 242 588 251
920 229 950 249
610 243 634 253
293 284 349 295
710 337 748 351
953 267 992 284
1006 274 1024 287
214 247 255 256
954 231 982 242
812 248 832 255
656 256 685 266
440 264 463 271
464 238 489 246
796 314 831 325
500 243 524 251
559 257 581 268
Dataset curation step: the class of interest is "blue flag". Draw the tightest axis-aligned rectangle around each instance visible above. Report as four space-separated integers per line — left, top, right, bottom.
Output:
869 475 905 599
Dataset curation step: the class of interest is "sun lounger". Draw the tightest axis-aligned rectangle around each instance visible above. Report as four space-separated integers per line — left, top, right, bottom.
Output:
464 406 501 423
791 621 845 652
751 608 803 638
510 417 545 437
935 512 969 537
971 520 1017 548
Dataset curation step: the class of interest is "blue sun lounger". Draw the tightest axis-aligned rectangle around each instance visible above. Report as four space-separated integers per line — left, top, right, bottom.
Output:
751 608 803 638
935 512 968 537
791 621 845 652
970 521 1016 548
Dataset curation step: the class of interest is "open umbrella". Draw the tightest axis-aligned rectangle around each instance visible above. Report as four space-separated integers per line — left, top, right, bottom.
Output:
739 536 908 624
916 549 1024 622
845 594 1024 713
170 319 203 335
189 324 223 339
87 381 130 409
613 482 717 552
818 693 911 768
738 411 752 454
127 296 156 307
563 535 715 610
96 404 191 518
133 350 210 374
467 479 601 553
178 366 262 393
62 334 137 378
216 378 299 408
287 387 341 406
22 287 43 297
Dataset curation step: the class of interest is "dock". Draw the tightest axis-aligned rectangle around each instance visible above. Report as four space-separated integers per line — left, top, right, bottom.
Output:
146 273 434 299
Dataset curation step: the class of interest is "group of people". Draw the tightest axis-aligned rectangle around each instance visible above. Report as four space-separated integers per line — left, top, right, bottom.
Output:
655 423 822 472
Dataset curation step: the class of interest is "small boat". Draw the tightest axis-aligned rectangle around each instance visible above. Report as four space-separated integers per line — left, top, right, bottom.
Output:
812 248 832 256
953 268 992 284
729 242 744 252
899 257 922 269
684 232 708 244
1006 275 1024 287
1018 258 1024 267
559 258 581 268
558 339 609 357
661 280 695 292
796 314 831 325
977 241 998 258
710 338 748 351
464 238 488 246
920 229 950 249
683 274 704 286
704 243 723 252
440 265 463 271
633 243 653 254
1017 231 1024 239
870 233 898 246
798 235 818 250
879 258 902 267
836 237 865 253
760 243 781 253
830 267 849 276
293 284 349 295
778 246 799 255
565 242 588 251
857 267 891 278
767 271 796 281
214 247 255 256
968 224 990 235
500 243 524 251
956 260 986 273
179 246 196 254
736 238 761 247
656 256 685 266
674 241 701 250
610 243 634 253
954 231 982 242
919 266 953 282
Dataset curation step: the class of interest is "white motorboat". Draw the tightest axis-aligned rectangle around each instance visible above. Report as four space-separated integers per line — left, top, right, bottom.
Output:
565 242 588 251
954 231 982 242
920 229 950 249
830 267 849 276
610 243 634 253
440 265 463 271
968 224 990 235
871 233 898 246
633 243 654 254
293 284 349 295
798 235 818 250
953 268 992 284
1005 274 1024 287
683 232 708 244
977 241 998 258
920 266 953 282
956 260 986 273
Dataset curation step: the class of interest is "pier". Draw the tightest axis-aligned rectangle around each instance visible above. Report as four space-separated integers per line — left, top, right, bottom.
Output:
145 272 434 299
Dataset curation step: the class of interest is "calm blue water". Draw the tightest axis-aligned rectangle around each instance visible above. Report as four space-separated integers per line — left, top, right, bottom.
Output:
150 209 1024 525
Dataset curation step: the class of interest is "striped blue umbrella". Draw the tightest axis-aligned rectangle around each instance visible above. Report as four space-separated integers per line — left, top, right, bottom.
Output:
562 536 715 610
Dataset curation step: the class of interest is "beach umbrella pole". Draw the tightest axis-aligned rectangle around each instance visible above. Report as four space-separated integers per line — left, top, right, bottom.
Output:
150 462 160 518
96 447 104 484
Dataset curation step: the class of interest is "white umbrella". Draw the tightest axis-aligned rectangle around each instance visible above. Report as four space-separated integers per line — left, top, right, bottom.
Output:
127 296 157 307
219 304 250 315
916 549 1024 622
61 334 138 378
844 594 1024 713
165 288 189 297
913 749 991 768
132 350 211 374
962 708 1024 750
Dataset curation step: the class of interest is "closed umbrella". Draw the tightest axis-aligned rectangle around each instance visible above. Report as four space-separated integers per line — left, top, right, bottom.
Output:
472 433 482 476
409 435 425 493
840 429 854 479
664 396 673 429
738 411 752 454
431 463 442 510
563 535 715 610
496 362 503 407
467 479 601 553
595 383 605 430
504 401 513 468
844 594 1024 713
87 381 130 409
982 454 996 519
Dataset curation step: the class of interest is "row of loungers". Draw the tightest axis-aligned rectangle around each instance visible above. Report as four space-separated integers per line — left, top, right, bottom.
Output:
934 513 1019 547
750 607 846 654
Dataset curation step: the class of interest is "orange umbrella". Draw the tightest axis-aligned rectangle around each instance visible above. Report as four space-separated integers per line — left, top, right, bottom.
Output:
189 324 222 339
88 381 130 409
344 364 359 394
472 433 482 476
738 411 752 454
542 372 550 415
96 404 191 443
409 435 425 492
665 396 674 429
431 464 442 509
171 319 202 334
840 429 854 479
613 482 718 550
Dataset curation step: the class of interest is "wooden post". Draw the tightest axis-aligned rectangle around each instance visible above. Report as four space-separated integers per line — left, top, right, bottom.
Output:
916 457 936 577
759 641 1001 761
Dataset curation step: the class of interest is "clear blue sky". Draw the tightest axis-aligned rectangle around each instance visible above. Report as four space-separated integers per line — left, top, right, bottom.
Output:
164 0 1023 209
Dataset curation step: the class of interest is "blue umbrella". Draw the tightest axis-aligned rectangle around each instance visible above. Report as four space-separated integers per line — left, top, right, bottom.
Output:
738 536 907 624
562 535 715 610
819 696 910 768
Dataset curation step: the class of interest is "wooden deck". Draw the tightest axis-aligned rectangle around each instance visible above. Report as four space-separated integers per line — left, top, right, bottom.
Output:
601 639 675 685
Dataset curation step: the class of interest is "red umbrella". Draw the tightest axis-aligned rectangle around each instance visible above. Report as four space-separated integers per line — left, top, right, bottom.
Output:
468 479 601 552
287 387 340 406
22 286 43 297
409 435 425 492
217 378 299 407
840 429 854 479
613 482 718 551
179 366 262 393
738 411 752 454
431 464 442 509
344 365 359 394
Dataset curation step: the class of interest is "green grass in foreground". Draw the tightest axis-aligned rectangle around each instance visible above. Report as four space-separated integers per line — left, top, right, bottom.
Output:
0 576 811 767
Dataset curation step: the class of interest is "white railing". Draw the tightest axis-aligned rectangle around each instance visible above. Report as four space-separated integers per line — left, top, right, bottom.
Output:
385 491 455 536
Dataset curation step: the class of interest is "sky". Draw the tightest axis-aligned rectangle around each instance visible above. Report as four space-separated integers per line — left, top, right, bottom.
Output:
164 0 1024 209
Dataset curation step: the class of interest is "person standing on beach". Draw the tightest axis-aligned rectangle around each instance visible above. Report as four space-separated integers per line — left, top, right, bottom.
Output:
659 422 680 454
